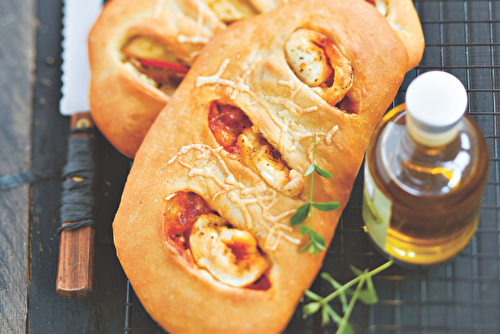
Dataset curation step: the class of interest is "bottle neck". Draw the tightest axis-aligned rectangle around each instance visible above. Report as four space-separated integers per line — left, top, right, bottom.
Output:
378 111 466 196
406 112 461 147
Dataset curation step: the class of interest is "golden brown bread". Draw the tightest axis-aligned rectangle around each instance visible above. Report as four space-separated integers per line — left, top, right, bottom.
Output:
255 0 424 70
112 0 408 332
89 0 422 158
372 0 425 70
88 0 225 157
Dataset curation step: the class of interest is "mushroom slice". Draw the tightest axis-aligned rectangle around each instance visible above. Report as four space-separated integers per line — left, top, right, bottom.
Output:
122 36 190 95
285 29 353 106
190 214 269 287
208 102 304 197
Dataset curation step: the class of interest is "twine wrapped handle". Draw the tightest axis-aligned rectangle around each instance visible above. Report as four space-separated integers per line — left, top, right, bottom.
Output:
56 112 96 299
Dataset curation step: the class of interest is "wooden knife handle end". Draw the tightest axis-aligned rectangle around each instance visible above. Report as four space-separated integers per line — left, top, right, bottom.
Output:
56 225 95 299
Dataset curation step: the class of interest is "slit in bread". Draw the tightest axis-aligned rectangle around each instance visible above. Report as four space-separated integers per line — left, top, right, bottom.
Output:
122 36 190 96
208 102 304 197
89 0 226 158
202 0 258 23
163 191 271 288
285 29 353 107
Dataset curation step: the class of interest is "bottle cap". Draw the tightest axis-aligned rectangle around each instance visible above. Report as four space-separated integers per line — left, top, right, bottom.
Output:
406 71 468 146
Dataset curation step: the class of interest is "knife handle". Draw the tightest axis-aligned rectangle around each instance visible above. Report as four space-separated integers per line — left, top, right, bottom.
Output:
56 112 96 299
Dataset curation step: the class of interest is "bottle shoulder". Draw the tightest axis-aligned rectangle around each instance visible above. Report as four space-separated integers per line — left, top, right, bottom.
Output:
366 110 489 200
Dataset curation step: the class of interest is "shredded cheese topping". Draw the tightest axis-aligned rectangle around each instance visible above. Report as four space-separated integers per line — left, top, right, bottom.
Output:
325 125 339 145
165 193 177 201
177 35 210 44
196 59 233 87
154 0 165 19
167 144 301 251
177 3 209 45
195 58 259 100
195 58 339 164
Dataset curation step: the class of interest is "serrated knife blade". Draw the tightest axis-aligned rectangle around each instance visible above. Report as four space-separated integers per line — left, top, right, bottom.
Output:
60 0 101 115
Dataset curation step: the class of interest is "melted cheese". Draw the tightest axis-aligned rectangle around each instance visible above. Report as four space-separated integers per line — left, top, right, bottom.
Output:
190 214 269 287
194 58 338 172
167 144 301 250
237 129 304 197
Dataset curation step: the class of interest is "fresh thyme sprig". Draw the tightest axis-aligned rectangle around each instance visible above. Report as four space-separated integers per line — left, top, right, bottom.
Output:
290 133 340 255
303 260 393 333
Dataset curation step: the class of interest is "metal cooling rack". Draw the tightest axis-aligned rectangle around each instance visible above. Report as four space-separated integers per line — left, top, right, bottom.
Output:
123 1 500 333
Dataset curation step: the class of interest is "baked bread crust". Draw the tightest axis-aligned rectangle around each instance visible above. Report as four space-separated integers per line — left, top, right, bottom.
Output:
88 0 225 157
113 0 407 333
89 0 422 159
374 0 425 70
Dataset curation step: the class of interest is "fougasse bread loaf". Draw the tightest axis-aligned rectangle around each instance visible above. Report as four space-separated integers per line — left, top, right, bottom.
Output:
112 0 408 332
88 0 226 157
88 0 423 158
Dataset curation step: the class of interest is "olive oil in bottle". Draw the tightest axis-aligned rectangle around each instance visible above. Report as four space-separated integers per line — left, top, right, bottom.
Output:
362 71 489 265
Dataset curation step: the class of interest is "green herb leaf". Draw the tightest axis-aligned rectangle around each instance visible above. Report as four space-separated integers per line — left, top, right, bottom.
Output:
362 273 378 305
338 322 355 334
313 242 325 252
303 261 393 331
304 290 322 301
308 243 319 255
321 273 348 312
325 304 343 324
324 304 342 324
303 302 321 315
365 272 376 294
326 305 355 334
357 289 379 305
299 240 312 253
321 304 330 326
321 273 341 288
350 265 364 277
336 276 366 334
299 225 312 235
290 203 311 226
304 163 315 176
312 201 341 211
314 164 333 178
310 230 326 249
347 267 378 304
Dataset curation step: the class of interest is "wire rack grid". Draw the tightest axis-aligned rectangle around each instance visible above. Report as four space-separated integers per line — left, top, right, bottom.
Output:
122 1 500 333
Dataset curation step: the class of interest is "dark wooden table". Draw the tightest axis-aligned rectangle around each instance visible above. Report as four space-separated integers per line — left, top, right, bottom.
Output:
3 0 500 333
1 0 131 332
0 0 34 332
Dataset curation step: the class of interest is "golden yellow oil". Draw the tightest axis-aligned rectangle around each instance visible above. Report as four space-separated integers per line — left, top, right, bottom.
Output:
363 105 489 265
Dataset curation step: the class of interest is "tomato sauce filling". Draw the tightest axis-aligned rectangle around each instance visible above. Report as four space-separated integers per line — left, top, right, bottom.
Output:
162 191 214 250
162 191 271 290
208 102 253 157
122 36 189 95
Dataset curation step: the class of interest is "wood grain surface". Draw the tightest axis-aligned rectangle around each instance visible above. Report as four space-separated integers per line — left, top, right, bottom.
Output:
0 0 35 333
27 0 132 332
10 0 500 333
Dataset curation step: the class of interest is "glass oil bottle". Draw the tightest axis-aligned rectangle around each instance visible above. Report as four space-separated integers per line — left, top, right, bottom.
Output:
362 71 489 265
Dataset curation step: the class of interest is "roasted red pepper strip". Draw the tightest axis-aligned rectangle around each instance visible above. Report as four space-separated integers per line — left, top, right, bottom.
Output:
139 58 190 74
